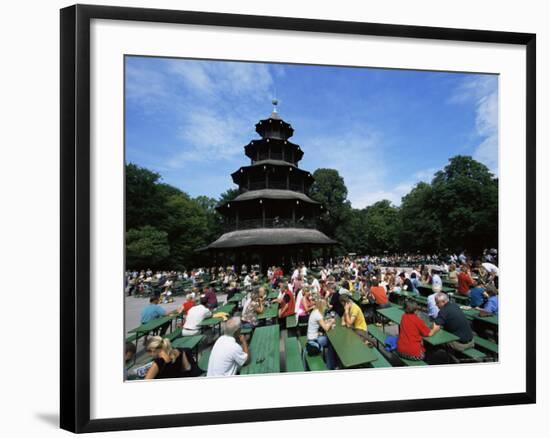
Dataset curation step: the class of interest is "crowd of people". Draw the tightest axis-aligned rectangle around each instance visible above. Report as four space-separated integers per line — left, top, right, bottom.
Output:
126 249 499 379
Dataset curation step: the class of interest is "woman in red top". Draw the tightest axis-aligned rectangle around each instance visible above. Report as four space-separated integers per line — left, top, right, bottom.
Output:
397 300 437 360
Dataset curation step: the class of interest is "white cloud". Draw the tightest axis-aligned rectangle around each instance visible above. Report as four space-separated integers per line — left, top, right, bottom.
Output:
449 75 498 173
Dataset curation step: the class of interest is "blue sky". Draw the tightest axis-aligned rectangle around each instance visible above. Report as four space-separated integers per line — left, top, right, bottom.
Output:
125 56 498 208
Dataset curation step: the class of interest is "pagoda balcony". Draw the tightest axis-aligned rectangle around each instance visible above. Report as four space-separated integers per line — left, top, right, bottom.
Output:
223 217 318 232
240 181 306 192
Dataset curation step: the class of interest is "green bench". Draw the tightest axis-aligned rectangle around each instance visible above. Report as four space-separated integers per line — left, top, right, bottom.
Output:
474 336 499 354
286 315 298 329
461 348 487 361
285 337 305 372
299 337 328 371
368 325 386 347
399 356 428 367
163 327 182 342
370 347 392 368
198 347 211 374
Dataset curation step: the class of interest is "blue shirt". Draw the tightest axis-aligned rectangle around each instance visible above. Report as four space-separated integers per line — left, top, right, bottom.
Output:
483 296 499 315
427 293 439 319
469 287 485 307
140 304 166 324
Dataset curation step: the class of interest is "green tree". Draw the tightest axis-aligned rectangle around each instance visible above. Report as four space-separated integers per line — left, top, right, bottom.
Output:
126 226 170 269
218 188 239 206
309 168 351 239
363 200 401 253
431 156 498 255
399 182 443 253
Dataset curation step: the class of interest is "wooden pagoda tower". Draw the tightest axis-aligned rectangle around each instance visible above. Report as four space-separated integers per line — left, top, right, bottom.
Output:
206 101 336 273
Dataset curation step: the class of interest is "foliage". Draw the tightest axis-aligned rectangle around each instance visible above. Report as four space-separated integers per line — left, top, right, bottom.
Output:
126 226 170 269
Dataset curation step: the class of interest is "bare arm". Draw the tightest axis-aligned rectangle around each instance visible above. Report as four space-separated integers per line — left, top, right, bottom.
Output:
318 317 334 332
429 323 441 337
144 362 159 380
239 335 250 365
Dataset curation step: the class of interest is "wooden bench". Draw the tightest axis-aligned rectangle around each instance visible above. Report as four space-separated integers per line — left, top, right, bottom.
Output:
474 336 499 354
299 336 328 371
163 327 182 342
461 348 487 361
285 337 305 372
198 347 211 374
370 348 392 368
368 325 386 348
286 315 298 329
398 356 428 366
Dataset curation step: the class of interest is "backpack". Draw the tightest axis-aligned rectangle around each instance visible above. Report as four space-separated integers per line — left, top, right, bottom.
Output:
306 339 322 356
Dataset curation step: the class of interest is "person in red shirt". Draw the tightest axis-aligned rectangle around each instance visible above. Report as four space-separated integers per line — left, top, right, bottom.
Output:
368 279 389 306
181 293 195 314
278 287 296 320
397 300 437 360
457 265 474 295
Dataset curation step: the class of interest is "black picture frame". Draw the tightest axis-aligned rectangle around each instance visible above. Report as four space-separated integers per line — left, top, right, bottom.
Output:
60 4 536 433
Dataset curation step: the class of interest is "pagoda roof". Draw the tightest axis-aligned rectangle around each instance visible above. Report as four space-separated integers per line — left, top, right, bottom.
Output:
207 228 336 249
251 159 297 168
233 189 320 204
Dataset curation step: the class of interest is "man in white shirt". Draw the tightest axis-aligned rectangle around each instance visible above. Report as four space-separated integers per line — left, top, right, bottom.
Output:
182 296 212 336
207 317 249 376
431 269 443 291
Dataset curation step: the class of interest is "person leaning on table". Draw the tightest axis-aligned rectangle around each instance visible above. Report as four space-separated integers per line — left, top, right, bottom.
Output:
144 336 202 380
207 317 249 377
431 292 474 352
397 300 438 361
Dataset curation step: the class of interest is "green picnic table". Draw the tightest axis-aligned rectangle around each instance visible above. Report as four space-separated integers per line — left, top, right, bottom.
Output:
461 308 498 325
418 283 456 295
227 293 244 303
214 303 236 314
240 324 280 375
171 335 204 356
376 307 459 346
257 303 279 320
128 314 178 347
326 319 378 368
267 290 279 300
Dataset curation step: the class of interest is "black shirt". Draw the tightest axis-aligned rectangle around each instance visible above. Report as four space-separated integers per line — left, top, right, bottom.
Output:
153 348 202 379
435 302 473 343
330 291 345 317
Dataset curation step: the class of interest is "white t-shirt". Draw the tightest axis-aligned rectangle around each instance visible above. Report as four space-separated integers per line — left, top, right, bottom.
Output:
432 274 442 289
310 278 320 294
207 335 248 376
307 309 323 340
482 262 499 275
183 305 211 330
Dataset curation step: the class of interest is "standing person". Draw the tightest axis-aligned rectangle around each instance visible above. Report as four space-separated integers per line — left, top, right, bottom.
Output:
182 296 212 336
144 337 202 379
431 293 474 352
306 297 337 369
397 300 437 361
207 317 249 376
457 264 474 296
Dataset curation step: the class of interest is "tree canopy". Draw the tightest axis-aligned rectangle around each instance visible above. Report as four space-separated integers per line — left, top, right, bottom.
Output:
125 155 498 268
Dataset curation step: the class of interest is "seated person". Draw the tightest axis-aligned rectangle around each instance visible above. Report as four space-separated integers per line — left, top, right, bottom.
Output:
241 287 265 329
339 294 372 346
369 278 390 307
278 285 296 321
457 265 474 296
144 336 201 379
397 300 437 361
296 286 315 323
479 284 499 316
182 296 212 336
140 296 171 338
432 292 474 352
179 293 196 314
207 317 249 376
306 297 337 370
469 281 485 308
124 342 137 380
203 286 218 310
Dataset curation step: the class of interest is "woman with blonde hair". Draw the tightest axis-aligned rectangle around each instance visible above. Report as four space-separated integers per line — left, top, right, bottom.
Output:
144 336 202 379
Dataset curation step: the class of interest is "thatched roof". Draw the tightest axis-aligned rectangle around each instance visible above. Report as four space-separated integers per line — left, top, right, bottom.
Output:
207 228 336 249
